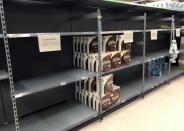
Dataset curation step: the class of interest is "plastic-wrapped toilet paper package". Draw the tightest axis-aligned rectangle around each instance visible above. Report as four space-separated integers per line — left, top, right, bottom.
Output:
122 42 131 51
75 85 79 100
117 34 131 51
100 93 111 111
83 53 89 70
79 53 84 69
101 74 113 94
87 36 98 54
82 37 87 53
102 35 118 52
73 52 77 67
117 34 124 51
102 35 110 52
88 92 93 108
121 50 131 66
89 54 98 72
111 51 121 69
102 52 112 72
79 37 83 53
111 85 120 105
84 91 88 105
89 77 99 93
105 35 118 52
73 36 77 53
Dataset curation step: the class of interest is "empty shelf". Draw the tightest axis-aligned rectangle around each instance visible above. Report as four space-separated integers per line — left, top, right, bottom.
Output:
119 69 183 103
146 50 169 62
144 69 183 92
0 70 9 81
0 101 97 131
120 79 142 102
15 69 96 98
102 56 142 75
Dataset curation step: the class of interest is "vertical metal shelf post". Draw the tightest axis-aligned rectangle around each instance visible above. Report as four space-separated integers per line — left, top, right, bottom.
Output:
97 9 103 119
169 15 175 81
142 13 147 97
0 0 20 131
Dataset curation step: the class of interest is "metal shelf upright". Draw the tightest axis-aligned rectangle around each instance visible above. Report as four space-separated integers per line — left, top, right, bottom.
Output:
0 0 19 131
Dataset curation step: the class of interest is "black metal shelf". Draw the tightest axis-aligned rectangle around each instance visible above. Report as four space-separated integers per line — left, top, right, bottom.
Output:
14 69 96 98
0 70 9 81
0 101 98 131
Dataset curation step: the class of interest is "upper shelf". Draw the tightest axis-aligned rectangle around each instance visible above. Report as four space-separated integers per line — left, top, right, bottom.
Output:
84 0 184 14
14 69 96 98
4 0 184 14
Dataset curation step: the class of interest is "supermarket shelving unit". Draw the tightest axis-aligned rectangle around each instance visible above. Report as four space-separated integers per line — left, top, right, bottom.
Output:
0 0 184 131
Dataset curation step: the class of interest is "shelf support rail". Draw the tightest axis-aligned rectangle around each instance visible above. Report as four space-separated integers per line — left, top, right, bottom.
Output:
0 0 20 131
169 15 175 81
97 9 103 117
142 12 146 97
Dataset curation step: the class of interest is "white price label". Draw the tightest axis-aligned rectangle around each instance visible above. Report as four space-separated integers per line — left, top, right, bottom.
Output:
60 82 66 86
38 33 61 52
81 76 86 80
176 29 181 37
151 30 158 40
124 31 133 43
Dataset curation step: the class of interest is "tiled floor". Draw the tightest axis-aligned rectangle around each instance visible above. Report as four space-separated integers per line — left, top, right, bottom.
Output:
80 75 184 131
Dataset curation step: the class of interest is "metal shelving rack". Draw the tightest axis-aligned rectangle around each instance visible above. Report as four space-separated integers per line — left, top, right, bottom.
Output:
0 0 183 131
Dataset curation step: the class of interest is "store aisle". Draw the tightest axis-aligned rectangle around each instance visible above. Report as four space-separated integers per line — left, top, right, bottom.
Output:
80 75 184 131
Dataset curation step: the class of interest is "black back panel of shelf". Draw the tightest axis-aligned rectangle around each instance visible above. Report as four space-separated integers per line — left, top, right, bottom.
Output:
2 81 75 121
16 83 74 118
114 65 142 85
0 86 5 125
0 39 8 71
3 2 71 33
8 37 73 81
146 32 170 53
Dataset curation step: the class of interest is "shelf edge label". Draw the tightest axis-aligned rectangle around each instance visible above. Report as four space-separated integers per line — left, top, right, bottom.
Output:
151 30 158 40
124 31 133 43
38 33 61 52
176 29 181 37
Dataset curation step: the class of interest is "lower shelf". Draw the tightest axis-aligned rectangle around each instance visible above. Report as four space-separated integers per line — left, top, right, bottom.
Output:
144 69 183 92
108 69 183 112
0 69 183 131
0 101 97 131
